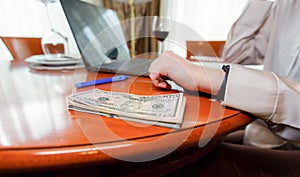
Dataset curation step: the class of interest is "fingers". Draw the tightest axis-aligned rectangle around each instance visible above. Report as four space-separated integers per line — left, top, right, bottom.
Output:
148 51 178 89
149 72 171 89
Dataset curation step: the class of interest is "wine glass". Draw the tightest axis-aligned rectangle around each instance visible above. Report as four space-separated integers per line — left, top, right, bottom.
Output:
152 16 169 54
38 0 68 56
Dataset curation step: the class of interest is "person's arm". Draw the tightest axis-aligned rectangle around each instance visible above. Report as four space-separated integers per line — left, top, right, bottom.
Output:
149 51 300 142
223 0 275 64
224 64 300 142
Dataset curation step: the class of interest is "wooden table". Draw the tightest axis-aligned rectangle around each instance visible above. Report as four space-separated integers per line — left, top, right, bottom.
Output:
0 60 253 176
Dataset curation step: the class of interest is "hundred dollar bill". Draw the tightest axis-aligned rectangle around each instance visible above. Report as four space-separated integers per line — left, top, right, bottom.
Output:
68 89 185 124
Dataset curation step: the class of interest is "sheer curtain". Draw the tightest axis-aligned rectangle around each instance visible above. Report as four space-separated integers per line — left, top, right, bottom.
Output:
0 0 247 60
160 0 248 57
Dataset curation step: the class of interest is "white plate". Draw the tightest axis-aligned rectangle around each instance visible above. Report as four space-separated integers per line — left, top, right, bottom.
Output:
25 54 82 66
29 64 84 70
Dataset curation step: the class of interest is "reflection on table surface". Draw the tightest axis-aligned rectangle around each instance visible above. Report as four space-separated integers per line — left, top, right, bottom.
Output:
0 60 253 174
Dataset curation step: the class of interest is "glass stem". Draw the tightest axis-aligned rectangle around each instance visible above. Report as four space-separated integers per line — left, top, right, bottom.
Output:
45 3 54 31
160 42 164 54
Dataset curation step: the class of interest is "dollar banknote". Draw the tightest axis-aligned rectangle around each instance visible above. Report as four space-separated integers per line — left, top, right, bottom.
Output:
68 89 186 125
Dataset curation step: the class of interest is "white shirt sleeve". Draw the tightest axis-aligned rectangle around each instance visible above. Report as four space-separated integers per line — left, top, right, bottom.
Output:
224 64 300 142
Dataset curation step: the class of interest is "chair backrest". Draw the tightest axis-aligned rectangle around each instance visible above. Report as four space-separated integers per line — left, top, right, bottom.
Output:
0 36 43 60
186 40 225 59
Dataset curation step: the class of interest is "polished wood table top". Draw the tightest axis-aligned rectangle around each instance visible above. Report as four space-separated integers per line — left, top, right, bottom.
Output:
0 60 253 176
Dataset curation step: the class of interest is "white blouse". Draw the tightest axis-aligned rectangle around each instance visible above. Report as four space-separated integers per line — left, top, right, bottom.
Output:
222 0 300 148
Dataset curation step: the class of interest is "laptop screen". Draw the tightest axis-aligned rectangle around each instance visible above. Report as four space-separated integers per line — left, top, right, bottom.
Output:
60 0 131 70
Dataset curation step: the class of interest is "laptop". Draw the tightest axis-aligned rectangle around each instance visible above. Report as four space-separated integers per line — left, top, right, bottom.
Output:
60 0 152 76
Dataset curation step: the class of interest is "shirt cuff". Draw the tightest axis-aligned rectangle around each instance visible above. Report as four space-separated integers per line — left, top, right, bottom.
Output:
223 64 278 120
214 65 230 102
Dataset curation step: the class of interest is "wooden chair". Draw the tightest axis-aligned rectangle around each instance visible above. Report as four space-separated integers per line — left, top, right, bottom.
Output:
0 36 43 60
186 40 225 59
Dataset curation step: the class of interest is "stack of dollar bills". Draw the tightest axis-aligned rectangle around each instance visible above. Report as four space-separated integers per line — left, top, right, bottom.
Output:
67 89 186 129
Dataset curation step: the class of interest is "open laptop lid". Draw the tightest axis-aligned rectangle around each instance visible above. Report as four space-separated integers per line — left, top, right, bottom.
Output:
60 0 131 71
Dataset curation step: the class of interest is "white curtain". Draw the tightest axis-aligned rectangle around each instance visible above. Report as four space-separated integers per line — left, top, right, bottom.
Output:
0 0 247 59
160 0 248 57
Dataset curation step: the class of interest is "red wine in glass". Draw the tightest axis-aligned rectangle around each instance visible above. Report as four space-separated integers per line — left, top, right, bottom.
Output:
152 16 170 53
153 30 169 42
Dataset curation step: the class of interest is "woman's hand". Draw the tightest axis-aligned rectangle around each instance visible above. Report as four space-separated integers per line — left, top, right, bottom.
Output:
148 51 200 91
148 51 225 94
